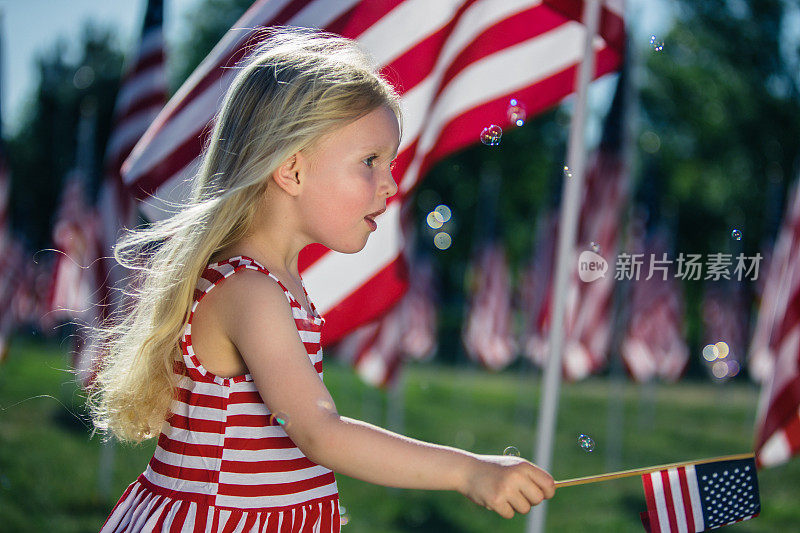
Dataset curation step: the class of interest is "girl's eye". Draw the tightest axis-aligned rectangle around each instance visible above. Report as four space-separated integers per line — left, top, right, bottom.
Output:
364 156 378 168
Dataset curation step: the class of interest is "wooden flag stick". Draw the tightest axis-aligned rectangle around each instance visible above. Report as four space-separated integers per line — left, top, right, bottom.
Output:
555 452 755 488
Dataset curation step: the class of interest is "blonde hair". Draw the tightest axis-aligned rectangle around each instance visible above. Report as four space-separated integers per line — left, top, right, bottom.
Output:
88 26 402 443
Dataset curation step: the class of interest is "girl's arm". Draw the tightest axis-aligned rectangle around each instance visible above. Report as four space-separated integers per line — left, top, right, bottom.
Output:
220 270 554 519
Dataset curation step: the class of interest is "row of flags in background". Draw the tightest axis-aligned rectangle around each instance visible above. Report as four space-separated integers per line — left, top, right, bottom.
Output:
0 0 795 474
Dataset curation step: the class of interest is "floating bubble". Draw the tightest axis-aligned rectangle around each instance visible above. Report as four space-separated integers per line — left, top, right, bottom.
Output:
269 412 291 428
563 166 573 178
577 434 595 452
649 35 664 52
507 98 527 127
426 211 444 229
714 341 730 359
731 229 742 241
712 360 729 379
338 502 349 525
727 360 740 377
503 446 521 457
480 124 502 146
434 232 452 250
73 65 95 89
590 242 600 253
640 131 661 153
702 344 718 362
434 204 452 223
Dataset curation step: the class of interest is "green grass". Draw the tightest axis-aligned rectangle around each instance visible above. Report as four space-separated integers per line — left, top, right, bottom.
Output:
1 337 798 532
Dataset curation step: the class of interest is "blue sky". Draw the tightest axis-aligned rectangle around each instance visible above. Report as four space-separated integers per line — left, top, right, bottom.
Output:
0 0 673 137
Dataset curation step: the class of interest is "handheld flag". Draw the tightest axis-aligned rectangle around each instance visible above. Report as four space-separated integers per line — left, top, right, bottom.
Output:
640 457 760 533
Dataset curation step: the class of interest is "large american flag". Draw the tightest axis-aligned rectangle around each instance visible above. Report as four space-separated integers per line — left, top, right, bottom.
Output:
754 175 800 467
462 241 517 370
640 457 761 533
621 223 689 382
121 0 625 346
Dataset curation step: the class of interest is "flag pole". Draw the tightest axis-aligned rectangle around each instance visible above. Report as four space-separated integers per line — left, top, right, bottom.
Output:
527 1 602 532
555 453 755 488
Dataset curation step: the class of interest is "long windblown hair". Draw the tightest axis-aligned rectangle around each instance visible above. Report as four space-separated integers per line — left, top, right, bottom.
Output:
88 26 402 443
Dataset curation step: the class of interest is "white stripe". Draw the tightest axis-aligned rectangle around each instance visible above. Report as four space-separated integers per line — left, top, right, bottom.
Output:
303 202 402 313
220 446 307 462
113 64 167 119
163 425 224 446
685 465 705 531
650 472 672 533
759 430 791 466
153 446 222 471
290 0 362 27
143 466 216 496
667 468 688 533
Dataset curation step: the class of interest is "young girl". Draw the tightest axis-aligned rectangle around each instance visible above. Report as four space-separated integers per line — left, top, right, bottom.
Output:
90 26 554 532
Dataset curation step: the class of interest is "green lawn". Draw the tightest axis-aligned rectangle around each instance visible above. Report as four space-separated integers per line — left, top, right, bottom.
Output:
1 337 798 532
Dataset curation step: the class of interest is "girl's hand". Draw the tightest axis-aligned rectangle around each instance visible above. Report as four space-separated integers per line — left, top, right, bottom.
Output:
458 454 556 519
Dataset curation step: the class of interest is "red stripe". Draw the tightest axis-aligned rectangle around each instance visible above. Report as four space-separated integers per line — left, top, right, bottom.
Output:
167 412 225 434
660 470 679 533
218 471 336 498
149 456 217 483
223 436 298 450
158 433 222 459
193 501 209 533
677 466 696 533
175 386 227 409
221 456 318 473
642 473 662 533
111 92 166 135
785 412 800 456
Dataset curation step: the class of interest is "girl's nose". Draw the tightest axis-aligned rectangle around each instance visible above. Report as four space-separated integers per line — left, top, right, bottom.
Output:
383 168 399 198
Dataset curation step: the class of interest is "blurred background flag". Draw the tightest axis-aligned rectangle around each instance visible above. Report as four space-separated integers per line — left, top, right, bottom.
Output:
54 0 167 388
749 180 800 384
462 241 516 371
621 223 689 383
120 0 625 346
754 173 800 467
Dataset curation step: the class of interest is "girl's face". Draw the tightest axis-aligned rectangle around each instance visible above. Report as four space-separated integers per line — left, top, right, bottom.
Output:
298 105 400 253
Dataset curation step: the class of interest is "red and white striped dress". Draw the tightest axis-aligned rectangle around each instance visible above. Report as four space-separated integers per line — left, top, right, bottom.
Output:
101 256 340 532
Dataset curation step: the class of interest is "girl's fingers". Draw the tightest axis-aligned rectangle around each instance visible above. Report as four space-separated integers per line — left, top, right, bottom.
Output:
507 490 532 516
518 481 545 507
526 465 555 499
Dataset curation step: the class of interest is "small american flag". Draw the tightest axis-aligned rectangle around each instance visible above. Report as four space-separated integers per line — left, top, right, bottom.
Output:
640 457 761 533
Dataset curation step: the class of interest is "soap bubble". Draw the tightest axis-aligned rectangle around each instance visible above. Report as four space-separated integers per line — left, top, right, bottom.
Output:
731 229 742 241
507 98 527 127
434 232 452 250
338 502 349 525
480 124 502 146
590 242 600 253
434 204 452 223
503 446 521 457
426 211 444 229
649 35 664 52
577 434 595 452
563 166 573 178
269 412 290 428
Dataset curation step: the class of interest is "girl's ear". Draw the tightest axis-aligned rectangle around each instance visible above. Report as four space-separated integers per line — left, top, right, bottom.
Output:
271 153 303 196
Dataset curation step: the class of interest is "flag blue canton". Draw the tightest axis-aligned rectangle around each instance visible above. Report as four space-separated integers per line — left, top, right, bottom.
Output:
695 459 760 529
